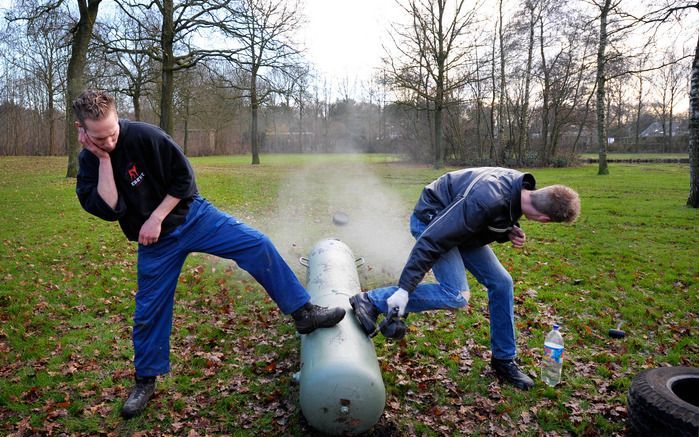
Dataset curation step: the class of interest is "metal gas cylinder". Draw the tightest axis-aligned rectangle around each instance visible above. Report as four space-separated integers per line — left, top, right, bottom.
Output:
295 238 386 435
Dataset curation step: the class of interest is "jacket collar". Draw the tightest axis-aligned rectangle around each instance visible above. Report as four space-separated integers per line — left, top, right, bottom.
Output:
116 119 130 149
509 173 536 222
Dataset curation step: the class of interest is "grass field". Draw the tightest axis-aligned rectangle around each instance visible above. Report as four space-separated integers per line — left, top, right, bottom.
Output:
0 155 697 436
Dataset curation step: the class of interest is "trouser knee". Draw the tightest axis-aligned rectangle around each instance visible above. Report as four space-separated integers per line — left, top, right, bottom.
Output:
487 272 513 298
249 233 274 256
439 285 470 309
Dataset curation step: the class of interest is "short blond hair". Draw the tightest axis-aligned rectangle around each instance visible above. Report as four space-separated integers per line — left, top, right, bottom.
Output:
530 185 580 223
72 89 116 124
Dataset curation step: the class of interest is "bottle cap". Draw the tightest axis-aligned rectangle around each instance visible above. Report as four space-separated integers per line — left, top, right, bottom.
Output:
553 324 560 330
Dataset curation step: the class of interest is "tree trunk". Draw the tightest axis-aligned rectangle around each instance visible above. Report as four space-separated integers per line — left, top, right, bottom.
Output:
251 69 260 165
298 89 304 153
572 93 594 156
434 11 445 169
159 0 175 135
539 18 550 164
65 0 101 177
669 92 674 151
634 75 643 148
595 0 611 175
434 103 443 168
489 22 497 161
475 98 483 158
183 94 190 155
606 87 612 142
426 101 434 162
660 84 669 153
616 84 622 130
48 83 56 155
133 85 142 121
497 0 506 164
687 33 699 208
518 3 536 165
323 89 329 152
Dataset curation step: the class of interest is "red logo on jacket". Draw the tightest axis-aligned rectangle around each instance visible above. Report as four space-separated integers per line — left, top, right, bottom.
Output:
126 163 145 187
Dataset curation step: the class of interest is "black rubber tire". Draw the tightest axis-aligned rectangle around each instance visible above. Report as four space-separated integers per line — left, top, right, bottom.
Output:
627 366 699 436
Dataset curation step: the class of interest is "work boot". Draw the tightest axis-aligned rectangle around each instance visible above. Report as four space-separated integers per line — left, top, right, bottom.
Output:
349 293 381 336
121 376 156 419
491 358 535 390
292 302 345 334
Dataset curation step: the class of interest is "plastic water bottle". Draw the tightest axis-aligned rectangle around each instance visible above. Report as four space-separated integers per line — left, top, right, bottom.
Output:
541 324 564 386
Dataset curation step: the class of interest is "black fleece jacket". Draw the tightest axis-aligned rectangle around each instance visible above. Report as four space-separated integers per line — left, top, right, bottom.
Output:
399 167 535 292
76 119 198 241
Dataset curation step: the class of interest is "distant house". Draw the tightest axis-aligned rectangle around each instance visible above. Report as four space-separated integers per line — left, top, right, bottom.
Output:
640 121 684 137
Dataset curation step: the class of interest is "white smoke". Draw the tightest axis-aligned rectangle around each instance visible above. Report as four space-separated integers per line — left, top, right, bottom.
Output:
265 158 415 286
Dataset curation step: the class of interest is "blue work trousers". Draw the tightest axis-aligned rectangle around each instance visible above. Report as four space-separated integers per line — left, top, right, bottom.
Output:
134 196 309 377
367 213 516 360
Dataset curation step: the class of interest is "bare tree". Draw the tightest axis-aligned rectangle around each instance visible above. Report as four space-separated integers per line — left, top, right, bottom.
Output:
651 50 686 152
114 0 239 135
690 33 699 207
588 0 691 174
386 0 480 168
542 26 596 161
96 11 159 120
264 63 312 152
538 9 551 160
629 1 698 206
592 0 614 175
317 78 331 151
590 0 641 173
197 64 248 155
3 5 69 155
467 43 490 159
290 65 311 152
538 3 596 163
489 19 498 161
220 0 303 165
515 0 542 163
497 0 507 164
338 75 357 103
633 57 650 148
172 65 207 154
12 0 104 175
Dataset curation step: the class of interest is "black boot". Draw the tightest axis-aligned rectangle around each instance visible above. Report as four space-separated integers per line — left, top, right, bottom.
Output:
292 302 346 334
121 376 156 419
349 293 381 336
491 358 534 390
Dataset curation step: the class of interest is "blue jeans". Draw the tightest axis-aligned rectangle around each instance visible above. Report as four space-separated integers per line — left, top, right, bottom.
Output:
134 196 310 376
367 213 516 360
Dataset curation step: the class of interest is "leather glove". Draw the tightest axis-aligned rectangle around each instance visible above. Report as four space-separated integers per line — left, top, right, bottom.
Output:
386 287 409 317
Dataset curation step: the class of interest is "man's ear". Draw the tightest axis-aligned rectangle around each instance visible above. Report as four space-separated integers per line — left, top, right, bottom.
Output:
74 121 82 130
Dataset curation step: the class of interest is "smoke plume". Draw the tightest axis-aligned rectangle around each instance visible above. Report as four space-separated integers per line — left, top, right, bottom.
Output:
265 158 415 287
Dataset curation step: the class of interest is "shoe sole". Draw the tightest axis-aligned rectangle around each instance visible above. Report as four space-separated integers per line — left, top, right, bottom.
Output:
121 408 141 419
349 295 378 336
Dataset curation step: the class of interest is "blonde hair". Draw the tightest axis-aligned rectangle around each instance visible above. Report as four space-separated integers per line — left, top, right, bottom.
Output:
530 185 580 223
72 89 116 124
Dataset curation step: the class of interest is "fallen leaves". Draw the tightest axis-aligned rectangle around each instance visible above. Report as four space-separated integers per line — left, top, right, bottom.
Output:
3 246 688 437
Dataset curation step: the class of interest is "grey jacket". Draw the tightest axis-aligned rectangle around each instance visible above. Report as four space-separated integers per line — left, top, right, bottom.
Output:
398 167 536 292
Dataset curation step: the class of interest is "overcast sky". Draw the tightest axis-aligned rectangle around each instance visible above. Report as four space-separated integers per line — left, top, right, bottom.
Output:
300 0 397 89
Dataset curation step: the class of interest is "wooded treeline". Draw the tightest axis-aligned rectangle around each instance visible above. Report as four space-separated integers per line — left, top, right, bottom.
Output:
0 0 695 177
